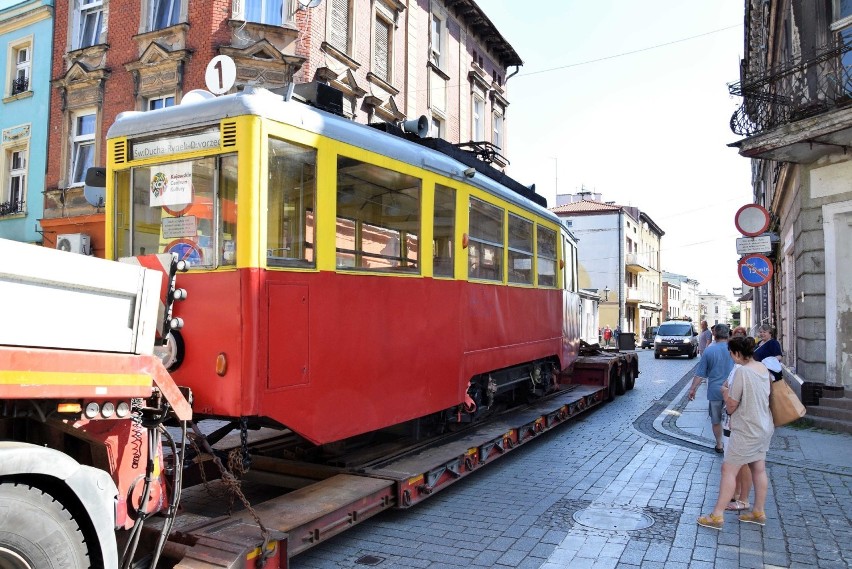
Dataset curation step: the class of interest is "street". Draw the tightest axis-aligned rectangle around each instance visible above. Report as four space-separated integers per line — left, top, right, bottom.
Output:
290 350 852 569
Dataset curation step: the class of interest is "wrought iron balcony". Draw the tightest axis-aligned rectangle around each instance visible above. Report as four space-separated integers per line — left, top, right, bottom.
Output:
729 40 852 137
11 77 29 95
0 200 23 216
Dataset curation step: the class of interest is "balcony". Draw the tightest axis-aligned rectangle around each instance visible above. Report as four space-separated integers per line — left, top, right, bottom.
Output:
729 40 852 162
11 77 29 96
625 252 651 273
0 200 23 216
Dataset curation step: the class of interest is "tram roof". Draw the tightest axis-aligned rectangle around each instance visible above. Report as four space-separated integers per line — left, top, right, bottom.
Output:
107 87 562 226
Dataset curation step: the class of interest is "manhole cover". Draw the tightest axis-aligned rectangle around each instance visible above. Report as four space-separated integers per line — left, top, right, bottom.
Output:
355 555 385 566
573 506 655 531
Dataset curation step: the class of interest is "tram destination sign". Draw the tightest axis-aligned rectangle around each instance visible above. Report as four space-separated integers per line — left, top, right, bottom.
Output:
132 129 220 160
736 235 772 255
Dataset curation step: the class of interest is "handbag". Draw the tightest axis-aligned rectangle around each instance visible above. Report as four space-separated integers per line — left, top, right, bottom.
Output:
769 378 807 427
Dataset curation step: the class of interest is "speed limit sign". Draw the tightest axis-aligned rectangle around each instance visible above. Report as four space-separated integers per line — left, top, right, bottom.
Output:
206 55 236 95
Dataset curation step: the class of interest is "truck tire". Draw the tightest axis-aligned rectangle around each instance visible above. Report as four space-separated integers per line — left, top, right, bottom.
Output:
625 367 636 390
615 367 627 395
0 483 90 569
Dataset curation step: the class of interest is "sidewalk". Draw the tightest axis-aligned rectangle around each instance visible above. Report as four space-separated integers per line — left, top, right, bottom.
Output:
655 379 852 475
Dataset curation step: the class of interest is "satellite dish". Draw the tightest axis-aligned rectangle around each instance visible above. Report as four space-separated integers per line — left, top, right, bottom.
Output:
297 0 323 8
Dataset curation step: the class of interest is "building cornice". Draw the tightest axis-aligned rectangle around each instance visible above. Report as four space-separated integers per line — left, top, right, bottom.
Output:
0 4 52 35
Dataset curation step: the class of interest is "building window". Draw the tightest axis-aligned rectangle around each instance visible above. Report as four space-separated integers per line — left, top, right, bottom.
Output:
75 0 104 49
147 95 175 110
468 197 503 281
328 0 353 55
430 11 446 69
1 148 26 216
431 117 442 138
373 14 392 82
492 110 503 150
11 43 31 95
246 0 284 25
150 0 181 30
472 95 484 141
70 111 96 186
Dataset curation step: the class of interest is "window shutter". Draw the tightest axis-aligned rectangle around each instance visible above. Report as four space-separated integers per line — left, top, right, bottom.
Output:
329 0 349 53
374 18 390 81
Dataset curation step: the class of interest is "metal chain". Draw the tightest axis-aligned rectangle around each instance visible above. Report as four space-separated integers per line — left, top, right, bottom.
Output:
240 416 252 471
187 422 273 567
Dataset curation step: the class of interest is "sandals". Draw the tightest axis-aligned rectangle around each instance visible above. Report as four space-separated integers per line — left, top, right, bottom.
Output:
725 500 750 511
697 513 724 529
714 445 724 453
738 511 767 526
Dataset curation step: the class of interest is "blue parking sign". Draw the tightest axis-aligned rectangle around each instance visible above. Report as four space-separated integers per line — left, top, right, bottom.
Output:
738 254 773 287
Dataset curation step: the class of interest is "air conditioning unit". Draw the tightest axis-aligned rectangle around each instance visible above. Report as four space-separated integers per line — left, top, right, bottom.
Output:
56 233 91 255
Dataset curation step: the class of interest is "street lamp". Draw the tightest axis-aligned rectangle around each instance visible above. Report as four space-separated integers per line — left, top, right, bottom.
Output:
601 285 610 302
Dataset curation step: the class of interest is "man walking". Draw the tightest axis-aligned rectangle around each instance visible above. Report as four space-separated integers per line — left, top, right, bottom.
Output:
688 324 734 453
697 320 712 357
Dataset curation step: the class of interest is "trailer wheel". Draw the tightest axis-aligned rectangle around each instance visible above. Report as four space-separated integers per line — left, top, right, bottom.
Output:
614 367 627 395
607 368 618 401
0 483 90 569
625 367 636 390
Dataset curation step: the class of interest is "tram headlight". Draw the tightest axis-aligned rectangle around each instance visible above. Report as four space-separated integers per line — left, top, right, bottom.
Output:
84 402 100 419
116 401 131 418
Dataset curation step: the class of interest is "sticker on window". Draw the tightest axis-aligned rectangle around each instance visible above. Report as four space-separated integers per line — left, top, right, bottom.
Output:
150 162 193 207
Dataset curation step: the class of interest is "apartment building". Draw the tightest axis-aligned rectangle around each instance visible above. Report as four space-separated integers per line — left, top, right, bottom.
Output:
552 192 665 337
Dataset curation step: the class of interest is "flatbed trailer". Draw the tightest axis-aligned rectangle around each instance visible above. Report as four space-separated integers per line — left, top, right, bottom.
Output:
0 236 639 569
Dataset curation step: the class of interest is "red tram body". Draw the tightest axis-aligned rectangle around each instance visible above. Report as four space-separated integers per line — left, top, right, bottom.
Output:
104 86 583 446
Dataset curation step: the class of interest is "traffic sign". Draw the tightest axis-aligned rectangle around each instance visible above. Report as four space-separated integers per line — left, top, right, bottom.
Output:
738 254 773 287
206 55 236 95
736 235 772 255
735 203 770 237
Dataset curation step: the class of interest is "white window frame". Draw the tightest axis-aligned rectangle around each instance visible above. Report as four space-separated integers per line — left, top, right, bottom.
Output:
472 94 485 141
2 145 27 215
149 0 182 30
492 109 504 150
430 9 447 70
431 116 443 138
373 6 394 83
70 110 97 187
326 0 354 55
6 37 33 97
146 94 176 110
74 0 104 50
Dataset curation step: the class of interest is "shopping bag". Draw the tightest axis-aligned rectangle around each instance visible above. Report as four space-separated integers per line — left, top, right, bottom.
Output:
769 378 807 427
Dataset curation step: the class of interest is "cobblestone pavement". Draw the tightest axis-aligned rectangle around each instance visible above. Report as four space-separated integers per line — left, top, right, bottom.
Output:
289 350 852 569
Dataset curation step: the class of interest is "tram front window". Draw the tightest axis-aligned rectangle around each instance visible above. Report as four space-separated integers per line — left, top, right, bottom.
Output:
118 155 238 268
267 138 316 267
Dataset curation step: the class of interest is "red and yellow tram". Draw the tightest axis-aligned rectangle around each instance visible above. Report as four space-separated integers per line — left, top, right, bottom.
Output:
104 86 581 445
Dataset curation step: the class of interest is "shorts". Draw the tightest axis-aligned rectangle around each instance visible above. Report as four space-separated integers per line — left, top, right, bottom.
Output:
708 400 724 425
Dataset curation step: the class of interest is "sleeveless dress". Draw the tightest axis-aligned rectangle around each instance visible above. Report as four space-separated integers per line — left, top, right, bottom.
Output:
726 364 774 466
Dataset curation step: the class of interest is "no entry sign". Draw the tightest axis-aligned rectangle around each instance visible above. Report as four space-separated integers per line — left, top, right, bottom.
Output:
738 254 773 287
734 204 771 237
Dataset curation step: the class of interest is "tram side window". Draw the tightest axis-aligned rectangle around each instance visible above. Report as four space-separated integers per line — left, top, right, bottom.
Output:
336 156 420 272
267 138 317 267
468 197 503 281
537 226 557 287
127 155 237 268
564 237 576 292
115 170 131 258
508 214 533 284
433 184 455 278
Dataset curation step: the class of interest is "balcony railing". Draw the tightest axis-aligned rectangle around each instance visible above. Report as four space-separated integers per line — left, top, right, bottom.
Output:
11 77 29 95
0 200 23 216
728 40 852 137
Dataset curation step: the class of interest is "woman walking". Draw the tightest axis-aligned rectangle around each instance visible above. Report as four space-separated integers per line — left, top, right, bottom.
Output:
698 336 774 529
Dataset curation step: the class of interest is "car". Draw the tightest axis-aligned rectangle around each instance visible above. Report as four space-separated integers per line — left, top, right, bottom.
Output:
654 320 698 359
640 326 658 349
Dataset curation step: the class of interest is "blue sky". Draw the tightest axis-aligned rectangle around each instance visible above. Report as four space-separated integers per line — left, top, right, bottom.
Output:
476 0 751 299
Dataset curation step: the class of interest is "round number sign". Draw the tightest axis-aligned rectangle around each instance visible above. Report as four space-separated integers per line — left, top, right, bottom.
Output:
205 55 236 95
737 254 773 287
